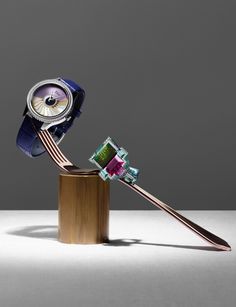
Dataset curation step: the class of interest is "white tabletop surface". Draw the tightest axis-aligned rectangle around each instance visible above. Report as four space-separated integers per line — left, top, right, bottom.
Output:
0 210 235 307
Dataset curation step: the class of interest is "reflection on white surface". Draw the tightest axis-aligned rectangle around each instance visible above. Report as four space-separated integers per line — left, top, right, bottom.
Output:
0 211 235 307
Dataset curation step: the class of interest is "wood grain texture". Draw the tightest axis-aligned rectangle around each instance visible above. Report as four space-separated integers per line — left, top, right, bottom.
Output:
58 171 109 244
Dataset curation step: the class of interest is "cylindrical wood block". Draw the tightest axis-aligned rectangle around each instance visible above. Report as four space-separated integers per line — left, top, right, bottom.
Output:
58 171 109 244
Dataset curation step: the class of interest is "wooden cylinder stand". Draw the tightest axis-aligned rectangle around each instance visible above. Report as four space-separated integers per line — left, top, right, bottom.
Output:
58 170 109 244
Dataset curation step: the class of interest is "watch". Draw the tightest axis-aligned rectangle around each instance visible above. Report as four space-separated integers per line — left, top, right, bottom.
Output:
16 78 85 158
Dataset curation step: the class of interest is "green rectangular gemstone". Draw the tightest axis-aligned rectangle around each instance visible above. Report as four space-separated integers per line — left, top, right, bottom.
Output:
94 143 117 168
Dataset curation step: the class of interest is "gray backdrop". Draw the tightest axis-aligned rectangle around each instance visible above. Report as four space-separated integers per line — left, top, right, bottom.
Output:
0 0 235 210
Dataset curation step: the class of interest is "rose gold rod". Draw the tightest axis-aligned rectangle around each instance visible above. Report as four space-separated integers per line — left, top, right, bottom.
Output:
37 130 77 172
37 130 231 251
119 179 231 251
37 130 97 174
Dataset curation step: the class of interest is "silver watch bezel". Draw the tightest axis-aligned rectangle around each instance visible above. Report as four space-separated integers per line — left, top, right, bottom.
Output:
27 79 73 124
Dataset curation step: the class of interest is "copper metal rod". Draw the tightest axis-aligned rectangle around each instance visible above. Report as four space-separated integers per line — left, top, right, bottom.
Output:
119 179 231 251
37 130 79 172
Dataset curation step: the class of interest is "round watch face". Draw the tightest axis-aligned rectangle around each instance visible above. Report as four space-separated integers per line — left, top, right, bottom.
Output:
27 79 73 123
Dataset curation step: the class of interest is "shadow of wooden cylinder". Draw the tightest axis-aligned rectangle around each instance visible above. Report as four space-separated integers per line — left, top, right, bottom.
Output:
58 171 109 244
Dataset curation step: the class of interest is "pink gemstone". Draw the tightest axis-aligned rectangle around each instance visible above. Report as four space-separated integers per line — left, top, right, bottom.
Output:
106 155 125 176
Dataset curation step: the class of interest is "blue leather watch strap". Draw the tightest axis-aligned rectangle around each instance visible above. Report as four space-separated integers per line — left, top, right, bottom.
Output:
16 115 46 157
16 78 85 158
60 78 82 93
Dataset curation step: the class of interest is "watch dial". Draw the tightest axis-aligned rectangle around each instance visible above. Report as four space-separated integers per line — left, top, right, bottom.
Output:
30 84 69 117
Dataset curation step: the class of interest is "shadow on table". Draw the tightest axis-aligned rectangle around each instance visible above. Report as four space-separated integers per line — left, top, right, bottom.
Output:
7 226 221 251
7 225 58 241
105 239 221 251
